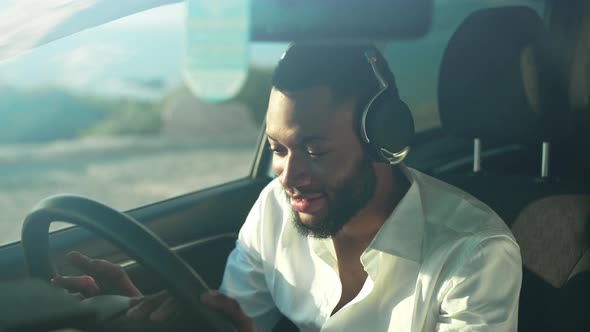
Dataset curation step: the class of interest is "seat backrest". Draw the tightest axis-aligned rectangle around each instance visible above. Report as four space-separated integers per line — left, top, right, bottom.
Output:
436 6 589 332
438 6 571 146
512 194 590 331
511 195 590 288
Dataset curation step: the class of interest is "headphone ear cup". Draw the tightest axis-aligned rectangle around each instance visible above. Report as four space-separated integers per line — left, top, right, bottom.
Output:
364 91 415 161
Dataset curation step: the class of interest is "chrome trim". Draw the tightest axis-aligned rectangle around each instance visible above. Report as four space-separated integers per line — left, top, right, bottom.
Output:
433 144 523 174
379 146 410 165
250 118 268 178
120 233 238 268
541 141 550 178
360 88 386 143
361 49 389 144
473 138 482 173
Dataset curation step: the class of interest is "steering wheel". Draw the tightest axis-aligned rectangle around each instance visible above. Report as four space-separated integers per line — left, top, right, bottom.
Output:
21 194 236 332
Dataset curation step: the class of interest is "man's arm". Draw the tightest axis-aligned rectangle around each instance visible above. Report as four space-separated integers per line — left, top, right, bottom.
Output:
219 187 284 332
436 235 522 332
220 241 281 332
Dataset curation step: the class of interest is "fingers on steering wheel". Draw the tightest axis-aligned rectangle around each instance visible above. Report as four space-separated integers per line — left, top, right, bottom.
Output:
150 296 180 322
51 275 100 298
66 251 142 298
88 259 126 279
71 292 86 300
128 296 143 308
127 291 170 321
67 251 121 278
201 291 253 330
65 251 92 272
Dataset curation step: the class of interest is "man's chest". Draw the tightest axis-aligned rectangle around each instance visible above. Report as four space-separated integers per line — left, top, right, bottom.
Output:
270 244 436 332
331 259 368 315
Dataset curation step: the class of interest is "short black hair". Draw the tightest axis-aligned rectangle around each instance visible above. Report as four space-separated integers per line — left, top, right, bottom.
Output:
271 43 398 112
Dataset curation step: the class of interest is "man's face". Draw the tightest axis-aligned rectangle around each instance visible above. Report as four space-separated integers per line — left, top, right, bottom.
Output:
266 86 377 238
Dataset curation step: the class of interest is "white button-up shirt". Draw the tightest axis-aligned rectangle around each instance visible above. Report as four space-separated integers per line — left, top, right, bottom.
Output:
220 166 522 332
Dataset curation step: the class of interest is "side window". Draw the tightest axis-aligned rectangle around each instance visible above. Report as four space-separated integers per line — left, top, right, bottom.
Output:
0 4 283 246
385 0 546 133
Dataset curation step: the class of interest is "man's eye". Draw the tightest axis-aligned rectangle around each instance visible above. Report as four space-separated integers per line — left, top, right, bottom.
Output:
269 146 287 156
307 151 327 158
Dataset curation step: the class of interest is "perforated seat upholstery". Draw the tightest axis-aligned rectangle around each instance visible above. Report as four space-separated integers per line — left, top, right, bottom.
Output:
511 195 590 288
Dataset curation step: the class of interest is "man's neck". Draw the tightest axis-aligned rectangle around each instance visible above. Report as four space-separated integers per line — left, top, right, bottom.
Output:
333 165 409 250
329 166 409 315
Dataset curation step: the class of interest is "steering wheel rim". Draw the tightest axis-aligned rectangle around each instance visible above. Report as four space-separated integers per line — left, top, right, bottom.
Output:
21 194 235 332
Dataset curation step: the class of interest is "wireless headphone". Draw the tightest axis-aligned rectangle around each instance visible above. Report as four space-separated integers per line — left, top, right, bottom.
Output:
279 44 415 165
361 48 415 165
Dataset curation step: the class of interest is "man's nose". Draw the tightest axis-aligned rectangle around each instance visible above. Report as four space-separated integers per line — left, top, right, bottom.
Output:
279 154 311 189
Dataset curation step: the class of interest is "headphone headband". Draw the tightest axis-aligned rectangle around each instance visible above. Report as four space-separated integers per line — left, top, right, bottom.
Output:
364 49 389 91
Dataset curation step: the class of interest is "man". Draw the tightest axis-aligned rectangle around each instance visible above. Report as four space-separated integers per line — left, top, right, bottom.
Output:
53 44 522 331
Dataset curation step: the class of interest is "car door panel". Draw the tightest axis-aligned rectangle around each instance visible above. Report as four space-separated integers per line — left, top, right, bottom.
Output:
0 177 271 292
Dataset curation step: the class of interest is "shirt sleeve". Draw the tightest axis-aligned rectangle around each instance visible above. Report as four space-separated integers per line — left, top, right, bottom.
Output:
436 235 522 332
219 191 282 332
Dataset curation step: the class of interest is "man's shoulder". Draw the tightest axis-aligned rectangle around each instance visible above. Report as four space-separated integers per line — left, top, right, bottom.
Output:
257 177 286 210
408 167 513 240
260 176 283 194
239 177 290 243
407 169 520 279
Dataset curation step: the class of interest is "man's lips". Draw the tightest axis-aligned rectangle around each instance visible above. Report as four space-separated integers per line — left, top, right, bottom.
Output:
289 195 327 214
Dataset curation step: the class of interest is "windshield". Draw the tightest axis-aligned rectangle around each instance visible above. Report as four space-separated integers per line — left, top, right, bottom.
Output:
0 0 545 246
0 3 286 245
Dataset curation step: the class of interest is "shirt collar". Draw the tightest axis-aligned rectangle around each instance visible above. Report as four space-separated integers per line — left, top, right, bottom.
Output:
364 165 426 263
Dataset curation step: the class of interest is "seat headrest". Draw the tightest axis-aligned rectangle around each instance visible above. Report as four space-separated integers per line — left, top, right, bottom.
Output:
438 6 571 143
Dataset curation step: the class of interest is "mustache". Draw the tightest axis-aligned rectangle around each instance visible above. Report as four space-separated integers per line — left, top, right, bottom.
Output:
283 187 324 198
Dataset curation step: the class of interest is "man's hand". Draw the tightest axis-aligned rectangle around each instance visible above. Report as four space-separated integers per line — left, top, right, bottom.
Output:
51 251 141 299
127 290 179 322
201 291 258 332
52 251 257 331
126 290 258 332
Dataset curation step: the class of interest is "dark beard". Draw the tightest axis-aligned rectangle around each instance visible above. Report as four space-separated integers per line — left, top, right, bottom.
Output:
287 156 377 239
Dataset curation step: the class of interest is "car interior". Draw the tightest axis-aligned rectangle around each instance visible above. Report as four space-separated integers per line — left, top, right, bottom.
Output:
0 0 589 331
408 4 590 331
